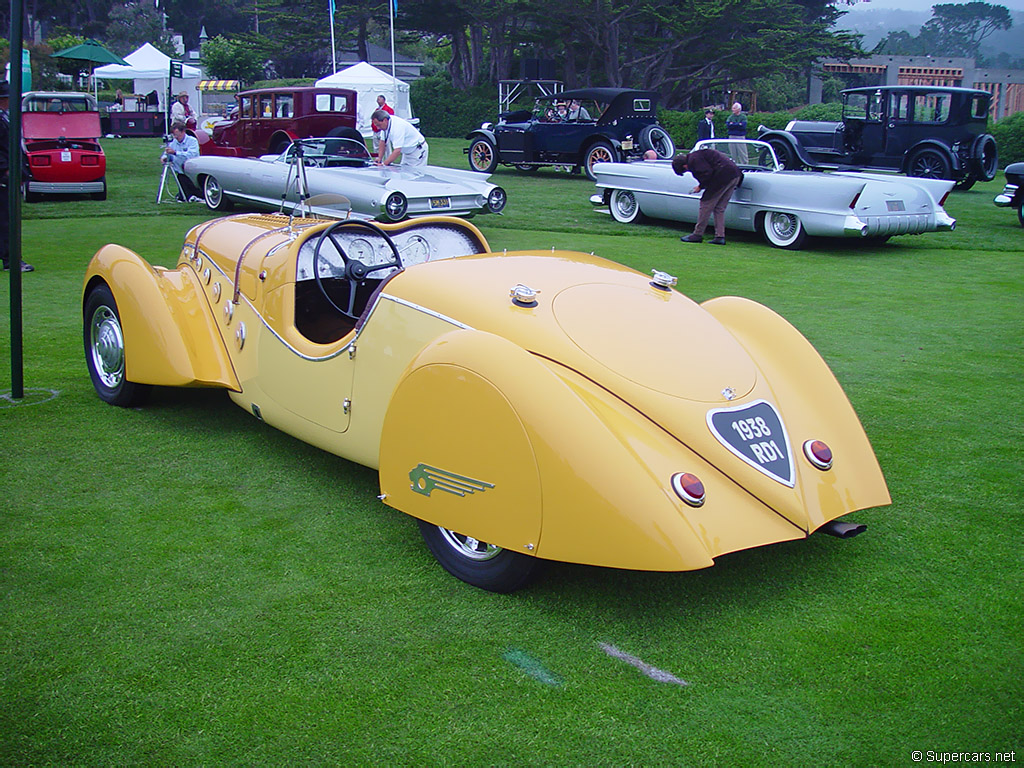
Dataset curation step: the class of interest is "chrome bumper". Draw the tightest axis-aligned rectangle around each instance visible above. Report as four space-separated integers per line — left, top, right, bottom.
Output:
993 183 1018 207
28 180 105 194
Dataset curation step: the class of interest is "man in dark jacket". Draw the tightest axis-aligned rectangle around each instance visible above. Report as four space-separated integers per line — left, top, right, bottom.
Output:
696 109 715 141
672 148 742 245
0 81 33 272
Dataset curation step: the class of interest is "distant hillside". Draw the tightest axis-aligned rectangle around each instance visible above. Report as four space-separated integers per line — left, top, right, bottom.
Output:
834 7 1024 65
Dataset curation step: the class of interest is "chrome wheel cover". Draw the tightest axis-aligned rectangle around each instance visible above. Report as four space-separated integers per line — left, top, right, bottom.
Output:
611 189 637 221
89 305 126 389
437 527 502 561
204 176 222 207
768 212 798 242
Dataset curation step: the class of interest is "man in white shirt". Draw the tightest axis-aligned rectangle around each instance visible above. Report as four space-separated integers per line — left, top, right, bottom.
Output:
370 110 428 167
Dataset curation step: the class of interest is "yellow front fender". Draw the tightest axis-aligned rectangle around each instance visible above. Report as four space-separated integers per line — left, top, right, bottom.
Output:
83 244 239 390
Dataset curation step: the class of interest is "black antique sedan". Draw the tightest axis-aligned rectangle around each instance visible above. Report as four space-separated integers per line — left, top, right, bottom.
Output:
465 87 675 180
758 86 998 190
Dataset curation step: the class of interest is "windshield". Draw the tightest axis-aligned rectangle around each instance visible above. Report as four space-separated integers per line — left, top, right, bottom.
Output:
282 137 373 166
695 140 780 171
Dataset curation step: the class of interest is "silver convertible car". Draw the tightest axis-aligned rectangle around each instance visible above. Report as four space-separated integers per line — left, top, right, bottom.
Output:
183 137 508 222
590 139 957 249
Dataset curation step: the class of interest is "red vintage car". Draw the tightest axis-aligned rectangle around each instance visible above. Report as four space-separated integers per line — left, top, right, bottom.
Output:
22 91 107 201
195 86 363 158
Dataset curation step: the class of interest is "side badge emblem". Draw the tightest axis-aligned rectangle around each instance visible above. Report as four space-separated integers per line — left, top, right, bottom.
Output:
409 464 495 497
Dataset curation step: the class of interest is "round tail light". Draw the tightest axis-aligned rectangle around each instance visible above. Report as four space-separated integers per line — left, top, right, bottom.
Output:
671 472 705 507
803 440 833 470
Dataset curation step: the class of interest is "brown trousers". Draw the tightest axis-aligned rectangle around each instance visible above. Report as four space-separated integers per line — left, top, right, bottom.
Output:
693 177 740 238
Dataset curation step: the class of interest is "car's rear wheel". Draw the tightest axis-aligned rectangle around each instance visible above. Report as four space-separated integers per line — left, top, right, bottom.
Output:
91 176 107 201
468 137 498 173
639 125 675 159
417 519 543 593
762 211 807 249
584 141 615 180
83 283 151 406
203 175 233 211
609 189 643 224
768 139 799 170
908 148 952 180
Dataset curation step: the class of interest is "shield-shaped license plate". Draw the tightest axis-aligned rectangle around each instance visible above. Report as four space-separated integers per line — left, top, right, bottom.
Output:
429 197 450 209
706 399 794 487
60 150 72 162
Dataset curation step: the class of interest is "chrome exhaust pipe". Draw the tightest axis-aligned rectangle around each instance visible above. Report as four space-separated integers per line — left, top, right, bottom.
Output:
821 520 867 538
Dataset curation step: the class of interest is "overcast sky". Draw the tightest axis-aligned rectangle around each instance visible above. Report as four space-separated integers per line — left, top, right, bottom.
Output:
843 0 1024 13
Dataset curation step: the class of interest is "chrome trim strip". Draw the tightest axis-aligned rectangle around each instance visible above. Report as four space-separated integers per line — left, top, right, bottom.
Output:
377 293 472 330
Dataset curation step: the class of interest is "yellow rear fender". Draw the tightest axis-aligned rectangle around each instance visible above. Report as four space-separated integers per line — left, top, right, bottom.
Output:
378 328 799 572
83 244 239 390
701 295 891 522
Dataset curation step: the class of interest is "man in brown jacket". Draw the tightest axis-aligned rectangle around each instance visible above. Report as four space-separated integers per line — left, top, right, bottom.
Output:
672 148 743 245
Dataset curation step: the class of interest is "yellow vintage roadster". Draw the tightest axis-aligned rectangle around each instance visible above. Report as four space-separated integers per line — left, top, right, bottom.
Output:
83 213 890 591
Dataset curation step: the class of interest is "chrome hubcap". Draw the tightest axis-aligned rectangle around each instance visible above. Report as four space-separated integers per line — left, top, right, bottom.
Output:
438 527 502 561
770 213 797 239
613 191 636 218
90 306 125 389
206 177 221 205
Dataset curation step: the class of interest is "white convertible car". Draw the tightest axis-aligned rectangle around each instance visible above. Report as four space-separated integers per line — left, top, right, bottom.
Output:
591 139 957 249
183 137 507 222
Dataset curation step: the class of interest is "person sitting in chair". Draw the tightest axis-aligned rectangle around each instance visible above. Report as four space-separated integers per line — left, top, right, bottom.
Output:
161 121 201 201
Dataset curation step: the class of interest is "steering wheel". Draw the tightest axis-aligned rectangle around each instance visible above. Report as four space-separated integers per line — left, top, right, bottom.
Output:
312 219 403 320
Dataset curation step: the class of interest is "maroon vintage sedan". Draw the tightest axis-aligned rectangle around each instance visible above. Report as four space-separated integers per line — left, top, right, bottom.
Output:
195 86 363 158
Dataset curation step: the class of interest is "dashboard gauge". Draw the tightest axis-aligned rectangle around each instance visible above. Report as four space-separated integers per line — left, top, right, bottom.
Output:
347 237 376 264
401 234 431 266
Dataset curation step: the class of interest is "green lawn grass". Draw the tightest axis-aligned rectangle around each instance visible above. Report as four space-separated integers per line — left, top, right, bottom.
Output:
1 138 1021 766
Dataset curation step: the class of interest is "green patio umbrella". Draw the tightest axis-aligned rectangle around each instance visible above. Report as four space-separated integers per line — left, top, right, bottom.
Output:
51 39 129 99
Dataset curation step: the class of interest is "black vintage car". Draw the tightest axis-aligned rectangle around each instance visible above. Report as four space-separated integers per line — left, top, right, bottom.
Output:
465 87 675 180
758 86 998 190
993 162 1024 227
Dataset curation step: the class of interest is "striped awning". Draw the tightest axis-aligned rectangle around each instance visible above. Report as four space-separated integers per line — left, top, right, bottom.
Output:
198 80 240 91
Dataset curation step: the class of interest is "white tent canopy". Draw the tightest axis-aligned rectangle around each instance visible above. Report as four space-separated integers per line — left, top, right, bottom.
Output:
315 62 416 137
94 42 202 114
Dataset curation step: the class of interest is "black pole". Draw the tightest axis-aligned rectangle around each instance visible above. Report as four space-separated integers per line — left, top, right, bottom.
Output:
8 0 25 399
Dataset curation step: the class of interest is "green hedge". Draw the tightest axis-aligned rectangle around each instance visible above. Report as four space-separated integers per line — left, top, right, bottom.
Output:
991 112 1024 166
410 75 497 138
